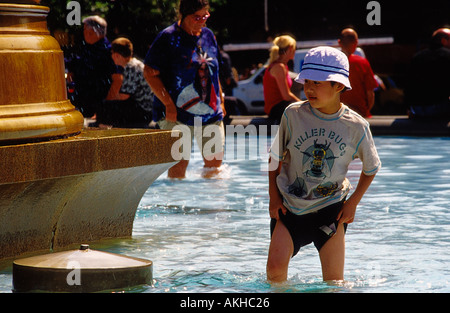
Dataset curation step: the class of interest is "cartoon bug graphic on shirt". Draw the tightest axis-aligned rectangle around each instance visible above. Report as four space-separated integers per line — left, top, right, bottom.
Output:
301 140 338 178
287 139 341 199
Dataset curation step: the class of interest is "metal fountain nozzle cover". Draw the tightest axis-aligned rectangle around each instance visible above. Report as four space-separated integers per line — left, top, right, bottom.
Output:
12 244 153 293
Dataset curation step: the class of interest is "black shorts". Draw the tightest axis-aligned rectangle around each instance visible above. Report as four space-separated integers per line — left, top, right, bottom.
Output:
270 200 347 257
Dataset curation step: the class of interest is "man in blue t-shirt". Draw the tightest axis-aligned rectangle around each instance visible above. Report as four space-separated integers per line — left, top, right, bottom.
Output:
144 0 225 179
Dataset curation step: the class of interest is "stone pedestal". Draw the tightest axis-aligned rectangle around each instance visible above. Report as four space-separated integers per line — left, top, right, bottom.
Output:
0 1 179 260
0 129 178 259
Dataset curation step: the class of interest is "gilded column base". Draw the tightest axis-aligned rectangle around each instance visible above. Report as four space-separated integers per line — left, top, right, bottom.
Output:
0 3 84 143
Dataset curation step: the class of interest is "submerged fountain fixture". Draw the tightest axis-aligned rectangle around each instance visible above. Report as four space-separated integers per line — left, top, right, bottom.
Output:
0 0 179 262
13 244 153 292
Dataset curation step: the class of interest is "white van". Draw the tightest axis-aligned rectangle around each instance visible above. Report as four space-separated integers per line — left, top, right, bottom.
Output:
232 49 309 115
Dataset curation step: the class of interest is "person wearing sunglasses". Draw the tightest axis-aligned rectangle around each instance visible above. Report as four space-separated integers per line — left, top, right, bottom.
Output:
144 0 226 179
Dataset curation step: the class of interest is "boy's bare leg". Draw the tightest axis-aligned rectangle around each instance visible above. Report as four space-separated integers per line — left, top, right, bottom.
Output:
266 220 294 283
319 223 346 281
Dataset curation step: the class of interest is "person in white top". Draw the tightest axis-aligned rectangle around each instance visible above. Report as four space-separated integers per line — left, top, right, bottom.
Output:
267 46 381 283
97 37 153 128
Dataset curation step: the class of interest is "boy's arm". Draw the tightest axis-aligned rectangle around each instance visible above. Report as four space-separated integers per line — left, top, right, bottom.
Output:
337 172 375 224
268 158 287 220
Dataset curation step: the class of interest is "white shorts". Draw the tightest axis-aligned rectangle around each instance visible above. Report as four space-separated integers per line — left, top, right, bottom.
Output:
158 119 225 160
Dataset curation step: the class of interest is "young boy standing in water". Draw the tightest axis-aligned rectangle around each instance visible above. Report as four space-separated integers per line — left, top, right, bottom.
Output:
267 46 381 283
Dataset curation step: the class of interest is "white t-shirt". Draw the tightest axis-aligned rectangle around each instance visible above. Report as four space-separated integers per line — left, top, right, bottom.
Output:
121 58 153 112
270 101 381 215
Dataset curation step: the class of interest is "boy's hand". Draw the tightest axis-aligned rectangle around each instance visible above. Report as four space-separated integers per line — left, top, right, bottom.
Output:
337 172 376 225
337 197 358 224
268 158 287 220
269 194 287 220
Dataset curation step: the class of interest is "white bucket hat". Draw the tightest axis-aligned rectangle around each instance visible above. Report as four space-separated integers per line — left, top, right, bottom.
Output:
295 46 352 90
